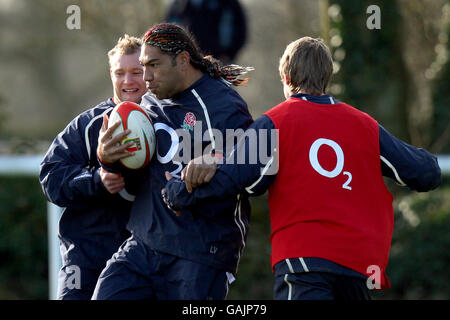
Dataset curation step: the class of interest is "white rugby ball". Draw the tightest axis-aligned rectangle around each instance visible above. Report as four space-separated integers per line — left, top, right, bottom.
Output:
108 101 156 170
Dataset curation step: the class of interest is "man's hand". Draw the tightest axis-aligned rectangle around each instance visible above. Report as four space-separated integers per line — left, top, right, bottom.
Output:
97 114 135 164
100 167 125 194
181 154 220 193
162 171 181 216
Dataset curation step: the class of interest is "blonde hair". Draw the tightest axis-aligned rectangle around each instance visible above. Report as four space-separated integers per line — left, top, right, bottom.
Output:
108 34 142 66
279 37 333 95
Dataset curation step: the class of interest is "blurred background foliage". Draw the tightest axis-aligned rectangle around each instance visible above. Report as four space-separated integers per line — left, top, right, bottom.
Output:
0 0 448 299
0 177 47 299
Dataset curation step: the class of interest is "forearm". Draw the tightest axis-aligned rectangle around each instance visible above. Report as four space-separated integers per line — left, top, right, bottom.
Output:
164 169 244 210
40 163 106 207
379 125 442 191
164 115 278 210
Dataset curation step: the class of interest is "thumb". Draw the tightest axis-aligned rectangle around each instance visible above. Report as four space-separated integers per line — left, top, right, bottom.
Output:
181 167 186 180
102 114 109 131
165 171 173 181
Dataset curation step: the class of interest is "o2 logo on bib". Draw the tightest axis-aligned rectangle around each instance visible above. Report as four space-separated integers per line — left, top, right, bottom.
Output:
309 138 352 190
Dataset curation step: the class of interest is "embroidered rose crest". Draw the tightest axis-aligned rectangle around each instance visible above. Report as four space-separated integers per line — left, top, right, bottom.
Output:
182 112 196 130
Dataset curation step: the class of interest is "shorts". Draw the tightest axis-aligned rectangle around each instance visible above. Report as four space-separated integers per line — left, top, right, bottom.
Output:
91 235 230 300
274 271 371 300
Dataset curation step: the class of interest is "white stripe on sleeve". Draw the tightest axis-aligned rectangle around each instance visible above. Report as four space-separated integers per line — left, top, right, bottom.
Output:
245 156 274 194
84 108 113 159
380 155 406 186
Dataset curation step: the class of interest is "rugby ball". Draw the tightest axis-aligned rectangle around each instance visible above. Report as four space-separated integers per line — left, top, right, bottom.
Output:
108 101 156 170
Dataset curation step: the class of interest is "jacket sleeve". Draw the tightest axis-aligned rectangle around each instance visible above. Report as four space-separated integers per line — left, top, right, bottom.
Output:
379 125 442 192
164 115 278 210
39 114 107 208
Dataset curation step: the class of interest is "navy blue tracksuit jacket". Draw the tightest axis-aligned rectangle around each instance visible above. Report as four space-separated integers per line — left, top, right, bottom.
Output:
40 99 136 297
126 75 254 274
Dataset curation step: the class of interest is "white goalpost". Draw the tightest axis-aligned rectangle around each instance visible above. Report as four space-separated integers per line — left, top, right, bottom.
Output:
0 153 449 300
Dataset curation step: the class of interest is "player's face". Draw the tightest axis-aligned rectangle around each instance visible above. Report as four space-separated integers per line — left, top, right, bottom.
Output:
110 51 147 104
140 44 184 99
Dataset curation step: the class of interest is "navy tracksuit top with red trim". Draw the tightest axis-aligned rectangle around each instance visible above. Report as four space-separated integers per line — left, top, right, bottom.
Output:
40 98 134 271
124 75 254 274
163 93 442 289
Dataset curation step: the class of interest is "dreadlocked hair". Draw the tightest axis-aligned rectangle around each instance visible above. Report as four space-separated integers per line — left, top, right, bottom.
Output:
142 23 253 86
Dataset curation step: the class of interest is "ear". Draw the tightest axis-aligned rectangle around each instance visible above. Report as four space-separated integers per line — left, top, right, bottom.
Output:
177 51 190 67
284 75 291 85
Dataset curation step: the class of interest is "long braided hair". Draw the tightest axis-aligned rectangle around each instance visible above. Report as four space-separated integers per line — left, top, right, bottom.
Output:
142 23 253 86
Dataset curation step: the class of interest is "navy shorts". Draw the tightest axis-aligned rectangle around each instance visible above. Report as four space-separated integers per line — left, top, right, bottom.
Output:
91 235 230 300
274 272 371 300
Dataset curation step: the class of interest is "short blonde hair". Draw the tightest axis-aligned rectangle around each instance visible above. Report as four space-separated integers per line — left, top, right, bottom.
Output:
108 34 142 66
279 37 333 95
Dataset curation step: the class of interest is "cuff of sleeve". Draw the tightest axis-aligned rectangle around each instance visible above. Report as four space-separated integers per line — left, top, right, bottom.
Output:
97 151 113 165
164 178 196 210
97 152 122 173
93 167 108 194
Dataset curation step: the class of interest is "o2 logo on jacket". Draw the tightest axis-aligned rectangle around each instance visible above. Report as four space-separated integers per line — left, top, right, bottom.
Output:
309 138 352 190
153 122 183 177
